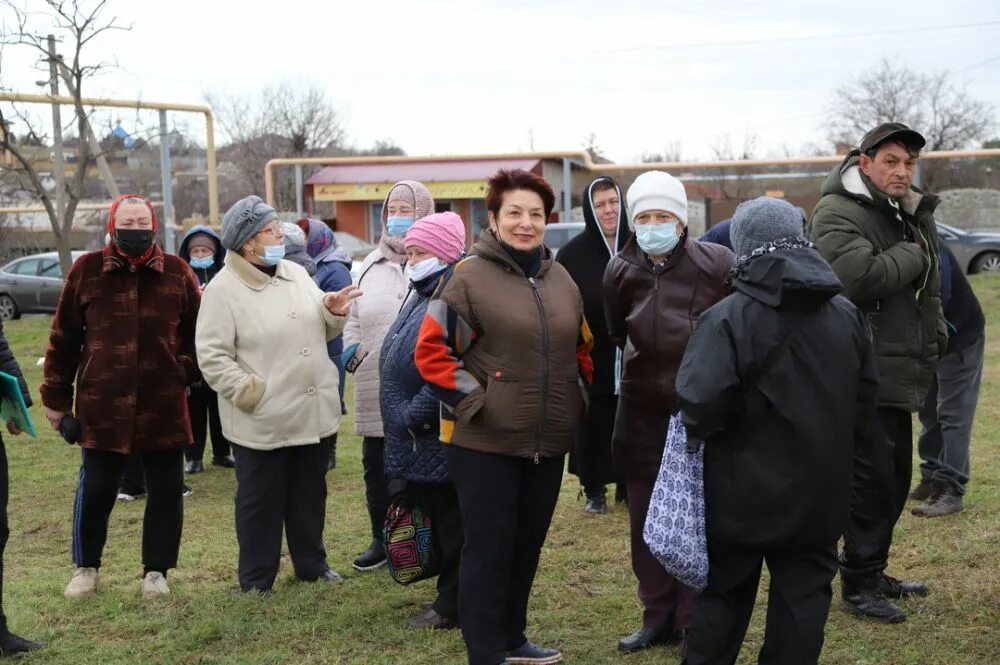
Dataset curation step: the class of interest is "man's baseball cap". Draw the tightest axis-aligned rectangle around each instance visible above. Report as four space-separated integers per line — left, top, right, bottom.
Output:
860 122 926 154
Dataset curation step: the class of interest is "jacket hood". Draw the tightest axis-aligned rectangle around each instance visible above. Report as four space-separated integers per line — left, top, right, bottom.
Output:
821 151 939 217
581 177 630 257
178 225 224 270
732 247 843 309
471 228 553 278
303 218 352 267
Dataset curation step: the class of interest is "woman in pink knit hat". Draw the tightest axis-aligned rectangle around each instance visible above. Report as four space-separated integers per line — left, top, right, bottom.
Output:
380 212 467 629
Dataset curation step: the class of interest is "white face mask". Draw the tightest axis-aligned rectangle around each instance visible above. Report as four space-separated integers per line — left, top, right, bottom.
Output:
409 256 447 283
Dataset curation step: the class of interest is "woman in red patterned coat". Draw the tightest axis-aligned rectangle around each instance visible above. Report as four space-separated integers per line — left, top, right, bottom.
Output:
40 195 202 599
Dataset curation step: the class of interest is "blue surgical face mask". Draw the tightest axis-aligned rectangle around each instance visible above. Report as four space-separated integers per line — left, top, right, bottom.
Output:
258 243 285 266
386 216 415 237
189 256 214 270
635 222 680 257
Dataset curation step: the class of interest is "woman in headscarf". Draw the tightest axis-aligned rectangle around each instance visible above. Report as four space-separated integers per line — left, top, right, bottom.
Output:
343 181 435 572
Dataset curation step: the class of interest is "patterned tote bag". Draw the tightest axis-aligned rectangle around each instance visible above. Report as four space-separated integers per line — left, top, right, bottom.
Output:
383 499 439 585
642 413 708 591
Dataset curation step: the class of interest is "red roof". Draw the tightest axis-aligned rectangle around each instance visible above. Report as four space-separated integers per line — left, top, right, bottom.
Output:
305 159 542 185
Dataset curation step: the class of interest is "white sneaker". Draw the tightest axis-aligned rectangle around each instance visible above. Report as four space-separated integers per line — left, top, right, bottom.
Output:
64 567 99 598
140 571 170 597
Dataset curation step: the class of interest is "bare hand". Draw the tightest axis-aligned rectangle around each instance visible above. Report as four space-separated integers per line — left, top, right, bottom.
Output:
44 407 68 431
5 419 22 437
324 285 363 316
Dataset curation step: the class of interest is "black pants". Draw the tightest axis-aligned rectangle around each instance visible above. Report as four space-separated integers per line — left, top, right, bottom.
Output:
71 448 184 572
362 437 390 542
446 446 563 665
574 394 622 498
684 544 838 665
410 482 464 622
233 440 331 592
841 407 912 590
186 383 231 462
0 438 9 620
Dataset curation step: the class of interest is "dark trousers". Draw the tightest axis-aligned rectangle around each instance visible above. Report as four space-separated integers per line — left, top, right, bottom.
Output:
186 383 231 462
362 436 390 541
0 439 9 619
71 448 184 572
627 478 694 630
841 407 913 589
446 446 563 665
410 482 464 622
574 394 622 498
118 451 145 495
918 336 984 494
684 543 838 665
233 440 331 592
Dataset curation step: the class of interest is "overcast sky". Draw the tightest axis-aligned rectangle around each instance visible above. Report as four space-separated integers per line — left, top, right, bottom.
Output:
3 0 999 162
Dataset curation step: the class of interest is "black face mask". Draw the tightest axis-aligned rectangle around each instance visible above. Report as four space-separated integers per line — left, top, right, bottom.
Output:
115 229 155 259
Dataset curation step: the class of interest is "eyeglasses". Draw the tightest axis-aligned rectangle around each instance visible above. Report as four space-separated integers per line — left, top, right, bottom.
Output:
259 222 284 238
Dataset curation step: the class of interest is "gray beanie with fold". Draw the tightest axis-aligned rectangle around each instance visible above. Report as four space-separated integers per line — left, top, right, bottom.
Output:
730 197 806 259
221 195 278 251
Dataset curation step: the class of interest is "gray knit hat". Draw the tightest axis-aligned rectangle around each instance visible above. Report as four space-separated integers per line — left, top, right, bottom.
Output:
221 195 278 251
730 197 806 259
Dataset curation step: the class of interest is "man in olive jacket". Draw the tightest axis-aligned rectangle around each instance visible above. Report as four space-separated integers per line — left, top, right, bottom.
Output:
810 122 946 623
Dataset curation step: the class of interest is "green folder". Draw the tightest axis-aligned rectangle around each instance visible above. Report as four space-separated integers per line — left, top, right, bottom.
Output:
0 371 37 438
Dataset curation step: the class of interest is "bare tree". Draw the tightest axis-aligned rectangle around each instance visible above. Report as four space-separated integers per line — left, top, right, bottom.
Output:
583 132 606 162
640 141 683 163
825 58 996 152
0 0 128 273
206 82 346 210
709 132 758 200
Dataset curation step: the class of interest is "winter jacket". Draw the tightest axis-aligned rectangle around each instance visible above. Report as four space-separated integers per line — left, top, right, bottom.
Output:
381 269 454 484
415 230 594 460
810 152 946 412
314 258 353 404
195 251 345 450
177 225 225 287
40 244 201 453
677 247 886 549
603 235 733 482
343 248 408 437
0 319 30 408
699 218 733 250
939 244 985 354
555 177 631 396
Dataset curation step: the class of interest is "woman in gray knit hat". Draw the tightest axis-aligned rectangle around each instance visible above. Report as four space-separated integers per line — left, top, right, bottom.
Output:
196 195 361 592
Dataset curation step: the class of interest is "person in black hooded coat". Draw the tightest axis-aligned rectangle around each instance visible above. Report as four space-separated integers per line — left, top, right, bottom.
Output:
555 176 630 514
676 198 891 665
178 226 233 473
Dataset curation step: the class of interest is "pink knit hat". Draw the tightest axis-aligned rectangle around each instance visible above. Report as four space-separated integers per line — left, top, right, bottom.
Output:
404 212 467 264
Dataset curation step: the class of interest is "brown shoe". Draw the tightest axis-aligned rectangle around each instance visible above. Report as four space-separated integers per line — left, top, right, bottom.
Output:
908 479 934 501
912 484 964 518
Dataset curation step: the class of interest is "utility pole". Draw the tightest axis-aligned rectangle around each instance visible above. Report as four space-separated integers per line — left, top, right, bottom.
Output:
158 110 175 253
46 34 66 229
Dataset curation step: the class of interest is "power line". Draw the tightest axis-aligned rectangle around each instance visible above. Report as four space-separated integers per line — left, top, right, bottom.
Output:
962 54 1000 72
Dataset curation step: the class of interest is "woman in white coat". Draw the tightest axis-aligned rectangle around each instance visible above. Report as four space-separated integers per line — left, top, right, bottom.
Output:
196 195 360 593
343 180 434 571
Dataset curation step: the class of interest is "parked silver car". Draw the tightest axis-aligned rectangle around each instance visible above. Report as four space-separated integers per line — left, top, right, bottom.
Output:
0 251 86 320
543 222 586 256
937 223 1000 274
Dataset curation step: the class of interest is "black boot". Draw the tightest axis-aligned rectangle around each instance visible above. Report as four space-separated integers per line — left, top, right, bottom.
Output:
0 627 45 656
352 538 387 571
584 492 607 515
184 459 204 474
212 455 236 469
878 573 929 598
842 588 906 623
618 626 682 653
615 482 628 505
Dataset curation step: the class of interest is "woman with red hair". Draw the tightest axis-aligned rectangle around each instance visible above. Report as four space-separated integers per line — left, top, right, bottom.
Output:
41 194 202 599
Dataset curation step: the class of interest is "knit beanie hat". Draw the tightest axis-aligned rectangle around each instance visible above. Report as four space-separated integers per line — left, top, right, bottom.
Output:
221 195 278 252
730 197 806 259
625 171 688 230
383 181 435 224
405 212 467 264
186 233 216 253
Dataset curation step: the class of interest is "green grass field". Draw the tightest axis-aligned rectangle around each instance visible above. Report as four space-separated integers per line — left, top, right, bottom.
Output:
1 278 998 664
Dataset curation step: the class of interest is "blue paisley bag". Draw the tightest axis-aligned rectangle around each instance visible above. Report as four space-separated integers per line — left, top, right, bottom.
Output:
642 413 708 591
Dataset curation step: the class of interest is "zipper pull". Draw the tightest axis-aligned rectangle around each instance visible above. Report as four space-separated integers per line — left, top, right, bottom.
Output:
533 452 539 464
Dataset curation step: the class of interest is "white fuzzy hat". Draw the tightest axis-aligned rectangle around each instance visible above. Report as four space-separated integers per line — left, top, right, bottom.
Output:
625 171 688 230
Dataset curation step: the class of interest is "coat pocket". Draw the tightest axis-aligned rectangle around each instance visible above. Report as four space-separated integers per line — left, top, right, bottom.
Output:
479 373 532 433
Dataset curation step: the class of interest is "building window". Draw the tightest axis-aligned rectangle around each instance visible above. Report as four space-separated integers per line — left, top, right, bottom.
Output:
471 200 488 242
369 202 383 243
